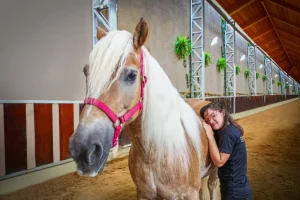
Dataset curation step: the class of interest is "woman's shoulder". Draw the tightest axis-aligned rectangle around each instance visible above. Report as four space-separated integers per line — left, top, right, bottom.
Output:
219 124 240 138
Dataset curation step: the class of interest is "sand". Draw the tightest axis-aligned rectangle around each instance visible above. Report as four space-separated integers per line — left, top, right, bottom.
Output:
1 100 300 200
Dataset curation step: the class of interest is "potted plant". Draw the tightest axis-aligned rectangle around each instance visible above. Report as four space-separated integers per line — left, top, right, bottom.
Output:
205 52 211 67
217 58 226 72
174 35 192 88
244 69 250 79
235 65 241 75
256 72 260 80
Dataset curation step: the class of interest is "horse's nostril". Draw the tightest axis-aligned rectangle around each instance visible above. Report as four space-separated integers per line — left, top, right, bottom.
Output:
86 144 103 166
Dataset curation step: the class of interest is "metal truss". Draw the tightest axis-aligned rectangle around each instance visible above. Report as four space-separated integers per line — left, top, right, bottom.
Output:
224 21 236 97
190 0 205 99
282 72 287 95
264 57 272 94
92 0 117 46
247 45 256 95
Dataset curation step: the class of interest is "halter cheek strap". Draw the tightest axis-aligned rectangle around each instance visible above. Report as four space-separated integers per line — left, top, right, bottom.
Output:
83 51 147 148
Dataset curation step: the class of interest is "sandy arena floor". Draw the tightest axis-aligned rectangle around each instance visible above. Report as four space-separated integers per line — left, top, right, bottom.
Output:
1 100 300 200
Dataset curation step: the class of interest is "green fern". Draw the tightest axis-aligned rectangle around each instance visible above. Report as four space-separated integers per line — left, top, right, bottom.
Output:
262 74 267 82
235 65 241 75
285 84 290 89
204 52 211 67
277 81 282 87
256 72 260 80
217 58 226 72
244 69 250 79
174 35 192 60
272 79 275 84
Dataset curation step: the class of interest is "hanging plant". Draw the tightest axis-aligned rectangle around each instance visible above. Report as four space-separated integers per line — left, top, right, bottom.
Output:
244 69 250 79
262 74 267 82
285 85 290 89
256 72 260 80
204 52 211 67
292 89 295 92
217 58 226 72
174 35 192 88
277 81 282 87
272 79 275 84
235 65 241 75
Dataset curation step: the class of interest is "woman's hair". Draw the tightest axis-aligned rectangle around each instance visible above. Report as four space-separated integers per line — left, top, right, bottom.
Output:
200 102 244 136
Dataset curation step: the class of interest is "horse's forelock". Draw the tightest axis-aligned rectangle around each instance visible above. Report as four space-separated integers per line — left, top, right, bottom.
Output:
87 30 134 98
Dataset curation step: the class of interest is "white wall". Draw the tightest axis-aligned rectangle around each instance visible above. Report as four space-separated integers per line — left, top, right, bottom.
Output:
0 0 91 100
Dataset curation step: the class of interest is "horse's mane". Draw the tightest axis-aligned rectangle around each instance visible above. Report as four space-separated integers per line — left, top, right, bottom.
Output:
141 47 201 176
88 30 202 176
87 30 133 97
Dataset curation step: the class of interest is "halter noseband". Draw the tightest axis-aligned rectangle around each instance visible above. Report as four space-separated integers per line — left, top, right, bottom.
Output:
83 51 147 148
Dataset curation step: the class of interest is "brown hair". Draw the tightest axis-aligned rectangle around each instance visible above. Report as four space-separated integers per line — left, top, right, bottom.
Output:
200 102 244 136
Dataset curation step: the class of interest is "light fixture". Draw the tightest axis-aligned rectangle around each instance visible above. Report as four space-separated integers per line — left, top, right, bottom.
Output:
290 84 292 86
259 64 263 69
240 55 245 61
275 74 278 77
210 36 218 46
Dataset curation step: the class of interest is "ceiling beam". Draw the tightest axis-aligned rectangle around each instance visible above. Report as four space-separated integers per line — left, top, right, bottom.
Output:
252 28 274 40
276 27 300 40
241 15 268 30
260 38 278 48
228 0 256 15
282 39 300 48
290 57 300 64
285 47 300 55
288 53 300 60
271 51 286 58
271 15 300 30
269 0 300 14
265 46 282 54
260 1 294 71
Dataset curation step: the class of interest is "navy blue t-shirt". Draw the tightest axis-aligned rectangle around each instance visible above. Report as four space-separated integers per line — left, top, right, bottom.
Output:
215 124 252 200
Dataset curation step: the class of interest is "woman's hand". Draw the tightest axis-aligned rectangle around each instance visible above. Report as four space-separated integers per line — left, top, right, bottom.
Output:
202 121 214 139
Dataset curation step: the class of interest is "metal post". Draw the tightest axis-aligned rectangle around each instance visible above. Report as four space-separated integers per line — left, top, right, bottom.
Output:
92 0 117 46
264 57 272 94
190 0 205 99
224 20 236 112
247 45 256 95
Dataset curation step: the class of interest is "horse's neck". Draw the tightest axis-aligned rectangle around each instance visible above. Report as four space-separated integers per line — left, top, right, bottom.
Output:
126 114 151 162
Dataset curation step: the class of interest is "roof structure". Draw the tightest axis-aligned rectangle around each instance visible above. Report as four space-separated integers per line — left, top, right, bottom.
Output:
215 0 300 83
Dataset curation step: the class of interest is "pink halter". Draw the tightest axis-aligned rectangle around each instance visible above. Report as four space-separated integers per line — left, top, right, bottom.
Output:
83 51 147 147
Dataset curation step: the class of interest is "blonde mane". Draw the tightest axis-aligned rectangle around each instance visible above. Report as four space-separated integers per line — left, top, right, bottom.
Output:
88 30 202 176
141 47 201 176
87 30 133 97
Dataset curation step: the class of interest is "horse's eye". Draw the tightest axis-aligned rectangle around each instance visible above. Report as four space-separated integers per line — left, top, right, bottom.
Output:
126 71 137 82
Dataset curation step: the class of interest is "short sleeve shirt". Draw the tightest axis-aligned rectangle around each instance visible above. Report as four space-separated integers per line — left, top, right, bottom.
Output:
215 124 252 199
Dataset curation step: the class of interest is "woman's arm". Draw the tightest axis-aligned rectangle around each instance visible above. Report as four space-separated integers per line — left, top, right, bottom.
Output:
202 122 230 167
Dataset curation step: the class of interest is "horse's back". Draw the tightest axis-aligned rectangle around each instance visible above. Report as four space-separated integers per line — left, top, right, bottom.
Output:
184 98 215 177
184 98 210 117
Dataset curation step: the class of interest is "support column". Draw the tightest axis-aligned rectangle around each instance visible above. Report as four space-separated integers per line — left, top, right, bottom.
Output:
224 21 236 113
190 0 205 99
247 45 256 95
92 0 117 46
264 57 272 94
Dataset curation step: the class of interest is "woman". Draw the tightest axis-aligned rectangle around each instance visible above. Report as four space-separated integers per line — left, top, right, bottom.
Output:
200 102 252 200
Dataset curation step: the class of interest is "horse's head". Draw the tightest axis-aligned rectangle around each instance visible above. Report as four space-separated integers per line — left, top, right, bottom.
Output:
69 18 149 177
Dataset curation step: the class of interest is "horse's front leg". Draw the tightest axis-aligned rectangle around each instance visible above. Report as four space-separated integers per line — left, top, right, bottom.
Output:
207 168 218 200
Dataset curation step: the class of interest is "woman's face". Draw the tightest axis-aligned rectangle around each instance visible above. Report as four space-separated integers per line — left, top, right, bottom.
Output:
203 108 225 130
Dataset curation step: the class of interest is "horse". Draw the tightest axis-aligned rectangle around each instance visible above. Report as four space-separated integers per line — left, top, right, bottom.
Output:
69 18 218 200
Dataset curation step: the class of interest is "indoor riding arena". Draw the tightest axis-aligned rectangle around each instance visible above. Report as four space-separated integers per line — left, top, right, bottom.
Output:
1 0 300 200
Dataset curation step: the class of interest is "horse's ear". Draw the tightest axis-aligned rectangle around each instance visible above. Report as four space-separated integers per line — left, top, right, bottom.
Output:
133 18 149 50
83 64 89 76
96 27 107 41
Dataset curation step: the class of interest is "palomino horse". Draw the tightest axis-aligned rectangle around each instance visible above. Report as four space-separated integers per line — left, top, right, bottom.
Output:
69 18 218 199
